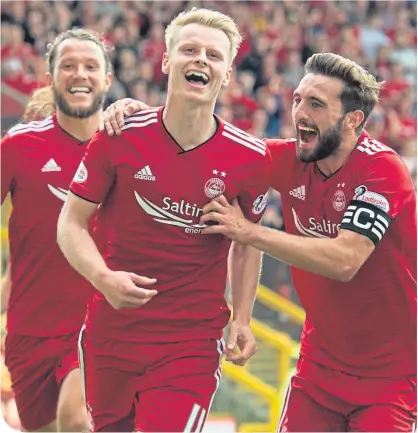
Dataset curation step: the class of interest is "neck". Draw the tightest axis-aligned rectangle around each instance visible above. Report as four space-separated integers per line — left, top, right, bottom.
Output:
316 133 359 177
163 98 217 150
55 110 101 142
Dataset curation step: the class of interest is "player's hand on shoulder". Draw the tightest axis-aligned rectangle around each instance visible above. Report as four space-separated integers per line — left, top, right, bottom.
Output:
225 320 257 366
99 98 150 137
93 270 157 310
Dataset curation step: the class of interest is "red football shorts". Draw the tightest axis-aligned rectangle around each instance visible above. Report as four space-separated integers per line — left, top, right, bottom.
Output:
4 331 80 431
79 327 225 432
277 356 417 432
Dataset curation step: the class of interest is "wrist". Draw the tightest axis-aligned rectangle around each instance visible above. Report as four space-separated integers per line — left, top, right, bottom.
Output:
232 315 251 326
90 267 111 289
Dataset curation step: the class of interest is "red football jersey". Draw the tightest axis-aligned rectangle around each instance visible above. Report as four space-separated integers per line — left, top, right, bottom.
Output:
267 132 417 377
1 115 96 336
70 107 272 343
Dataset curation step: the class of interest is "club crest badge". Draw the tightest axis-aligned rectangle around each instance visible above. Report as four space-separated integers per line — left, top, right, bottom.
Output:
204 178 226 198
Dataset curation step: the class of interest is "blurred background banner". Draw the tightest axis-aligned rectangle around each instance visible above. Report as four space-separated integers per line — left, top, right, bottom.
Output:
1 1 416 431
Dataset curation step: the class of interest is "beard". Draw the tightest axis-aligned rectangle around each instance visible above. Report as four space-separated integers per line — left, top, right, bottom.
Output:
53 85 106 119
297 116 344 163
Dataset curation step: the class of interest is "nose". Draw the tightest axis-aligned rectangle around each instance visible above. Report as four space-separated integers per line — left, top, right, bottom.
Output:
74 64 88 79
193 50 208 66
293 100 307 121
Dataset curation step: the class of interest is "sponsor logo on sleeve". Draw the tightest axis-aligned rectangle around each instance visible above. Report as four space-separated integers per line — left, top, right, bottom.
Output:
353 185 390 212
73 161 88 183
252 193 268 215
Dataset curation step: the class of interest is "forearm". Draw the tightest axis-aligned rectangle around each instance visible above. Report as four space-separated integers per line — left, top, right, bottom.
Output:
57 219 109 286
248 225 354 281
228 241 262 324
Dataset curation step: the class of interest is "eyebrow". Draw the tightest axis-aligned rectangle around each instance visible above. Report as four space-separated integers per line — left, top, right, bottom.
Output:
59 57 100 63
293 92 327 106
179 41 223 53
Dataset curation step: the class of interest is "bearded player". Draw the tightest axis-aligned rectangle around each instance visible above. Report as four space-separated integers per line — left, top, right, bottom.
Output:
1 29 112 432
200 53 417 433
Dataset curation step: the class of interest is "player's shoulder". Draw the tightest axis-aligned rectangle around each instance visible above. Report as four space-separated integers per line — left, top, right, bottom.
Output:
218 117 268 158
4 116 55 142
120 106 161 134
264 137 297 152
354 133 411 178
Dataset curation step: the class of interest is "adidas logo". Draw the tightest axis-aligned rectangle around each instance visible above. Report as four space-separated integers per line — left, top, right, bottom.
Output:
134 165 155 181
42 158 61 172
289 185 306 200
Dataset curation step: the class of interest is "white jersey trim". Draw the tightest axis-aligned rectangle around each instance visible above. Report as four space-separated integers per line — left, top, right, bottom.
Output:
8 116 54 137
121 118 158 131
356 137 394 156
222 121 266 156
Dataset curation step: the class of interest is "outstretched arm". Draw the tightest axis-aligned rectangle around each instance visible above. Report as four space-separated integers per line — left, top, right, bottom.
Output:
200 196 374 282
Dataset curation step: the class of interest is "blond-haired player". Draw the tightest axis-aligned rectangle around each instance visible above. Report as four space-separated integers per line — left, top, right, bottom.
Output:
57 8 272 432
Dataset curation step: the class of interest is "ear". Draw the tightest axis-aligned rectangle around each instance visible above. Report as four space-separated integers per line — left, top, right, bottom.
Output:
348 110 364 131
222 67 232 87
161 52 169 75
45 72 52 87
105 72 113 92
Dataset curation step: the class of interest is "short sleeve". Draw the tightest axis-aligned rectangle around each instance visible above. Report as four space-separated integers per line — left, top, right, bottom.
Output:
265 138 296 194
1 135 16 203
70 131 115 204
238 149 273 223
340 153 415 245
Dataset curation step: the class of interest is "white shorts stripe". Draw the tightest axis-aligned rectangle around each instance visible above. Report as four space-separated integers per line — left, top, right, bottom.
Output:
77 324 87 404
184 403 201 433
276 372 295 432
206 339 225 415
194 408 207 433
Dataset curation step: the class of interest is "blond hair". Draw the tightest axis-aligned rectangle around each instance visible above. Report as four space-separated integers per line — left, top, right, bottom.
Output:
165 7 242 65
23 28 113 122
305 53 384 134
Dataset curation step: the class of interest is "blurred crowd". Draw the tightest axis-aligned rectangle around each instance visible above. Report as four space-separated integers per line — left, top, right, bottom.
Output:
0 0 417 426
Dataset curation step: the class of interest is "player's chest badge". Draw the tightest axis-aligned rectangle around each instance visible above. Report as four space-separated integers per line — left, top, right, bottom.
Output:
332 182 347 211
204 169 227 198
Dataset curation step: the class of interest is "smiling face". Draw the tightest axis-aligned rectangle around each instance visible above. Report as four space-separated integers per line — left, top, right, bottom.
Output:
292 73 349 163
47 38 111 119
162 23 232 105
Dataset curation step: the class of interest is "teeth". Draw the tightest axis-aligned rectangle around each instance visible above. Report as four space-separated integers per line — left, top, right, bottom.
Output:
185 71 209 81
69 87 90 93
298 126 317 132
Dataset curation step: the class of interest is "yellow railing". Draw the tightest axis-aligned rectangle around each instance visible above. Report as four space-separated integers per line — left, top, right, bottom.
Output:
222 311 300 432
221 286 305 432
257 284 305 325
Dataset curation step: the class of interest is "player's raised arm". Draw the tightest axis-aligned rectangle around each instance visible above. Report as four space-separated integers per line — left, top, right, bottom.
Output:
201 196 373 282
